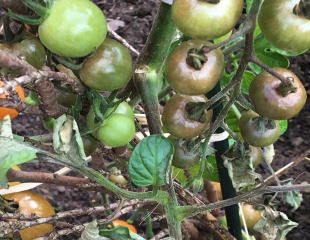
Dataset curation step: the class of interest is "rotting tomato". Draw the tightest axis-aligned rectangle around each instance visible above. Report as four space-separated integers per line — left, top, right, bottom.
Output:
82 135 99 156
0 80 25 120
258 0 310 52
80 38 133 91
3 191 55 240
239 110 281 147
169 137 200 169
162 94 213 139
112 220 137 233
172 0 243 39
248 145 263 168
240 204 262 229
38 0 107 57
166 40 224 95
249 68 307 120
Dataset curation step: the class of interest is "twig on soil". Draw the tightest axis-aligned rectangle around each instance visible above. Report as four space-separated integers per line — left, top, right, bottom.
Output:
150 229 169 240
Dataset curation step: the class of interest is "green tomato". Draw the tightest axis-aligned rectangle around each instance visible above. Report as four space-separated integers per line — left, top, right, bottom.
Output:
105 101 134 118
258 0 310 52
38 0 107 57
97 114 136 147
239 110 281 147
79 38 133 91
172 0 243 39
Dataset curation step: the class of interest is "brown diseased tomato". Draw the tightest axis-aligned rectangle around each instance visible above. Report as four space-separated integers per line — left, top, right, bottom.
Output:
162 94 212 139
3 191 55 240
249 68 307 120
167 40 224 95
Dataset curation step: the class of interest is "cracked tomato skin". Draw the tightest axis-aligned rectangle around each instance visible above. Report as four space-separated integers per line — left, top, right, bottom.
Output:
80 38 133 91
172 0 243 39
239 110 281 147
167 40 224 95
39 0 107 57
258 0 310 52
162 94 213 139
249 68 307 120
0 81 25 120
3 191 55 240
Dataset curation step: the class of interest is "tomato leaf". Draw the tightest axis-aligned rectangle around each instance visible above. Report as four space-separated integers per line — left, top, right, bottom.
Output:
253 207 298 240
283 181 303 211
80 221 110 240
223 146 261 192
241 71 256 94
278 120 288 135
0 116 39 187
128 135 173 187
53 115 87 166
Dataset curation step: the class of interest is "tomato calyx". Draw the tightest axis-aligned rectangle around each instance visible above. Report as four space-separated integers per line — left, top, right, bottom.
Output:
186 47 208 70
185 101 207 122
203 0 220 4
276 78 298 97
252 116 277 132
294 0 310 19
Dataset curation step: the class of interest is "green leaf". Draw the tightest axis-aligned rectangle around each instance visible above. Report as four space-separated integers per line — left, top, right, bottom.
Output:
283 181 303 211
223 146 261 192
278 120 288 135
225 109 240 133
53 115 87 166
241 71 255 94
80 221 110 240
128 135 173 187
253 207 298 240
0 137 39 187
24 91 40 106
254 36 290 71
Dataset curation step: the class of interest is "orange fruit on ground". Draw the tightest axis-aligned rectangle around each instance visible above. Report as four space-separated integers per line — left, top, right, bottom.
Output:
3 191 55 240
112 219 137 233
0 80 25 120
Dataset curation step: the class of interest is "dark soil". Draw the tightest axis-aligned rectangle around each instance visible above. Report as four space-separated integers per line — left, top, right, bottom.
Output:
10 0 309 239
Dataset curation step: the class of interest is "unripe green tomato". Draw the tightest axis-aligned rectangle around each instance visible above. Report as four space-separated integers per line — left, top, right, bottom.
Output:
79 38 133 91
172 0 243 39
97 114 136 147
166 40 224 95
258 0 310 52
56 90 78 108
38 0 107 57
249 68 307 120
105 101 134 118
239 111 281 147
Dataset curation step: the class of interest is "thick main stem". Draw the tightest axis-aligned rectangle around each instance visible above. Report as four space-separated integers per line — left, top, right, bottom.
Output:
134 3 177 134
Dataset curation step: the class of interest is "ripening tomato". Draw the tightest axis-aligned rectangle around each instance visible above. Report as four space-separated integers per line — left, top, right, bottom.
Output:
258 0 310 52
112 220 137 233
162 94 213 139
0 80 25 120
240 204 262 229
172 0 243 39
79 38 133 91
166 40 224 95
38 0 107 57
3 191 55 240
249 68 307 120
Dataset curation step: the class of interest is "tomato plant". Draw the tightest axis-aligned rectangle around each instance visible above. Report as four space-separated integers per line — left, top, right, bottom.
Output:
249 68 307 120
258 0 310 53
166 40 224 95
3 191 55 240
80 38 133 91
162 94 213 139
172 0 243 39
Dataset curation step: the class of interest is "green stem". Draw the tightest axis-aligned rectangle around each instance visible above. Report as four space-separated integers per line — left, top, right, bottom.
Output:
133 3 177 134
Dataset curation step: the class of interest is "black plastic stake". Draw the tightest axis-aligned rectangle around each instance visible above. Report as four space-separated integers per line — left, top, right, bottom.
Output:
207 84 243 240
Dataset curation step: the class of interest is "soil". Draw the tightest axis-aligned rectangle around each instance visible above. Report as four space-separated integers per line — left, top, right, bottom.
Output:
8 0 309 239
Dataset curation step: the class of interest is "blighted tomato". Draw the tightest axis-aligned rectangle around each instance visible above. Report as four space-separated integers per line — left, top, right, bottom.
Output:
80 38 133 91
167 40 224 95
162 94 213 139
172 0 243 39
249 68 307 120
0 80 25 120
3 191 55 240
